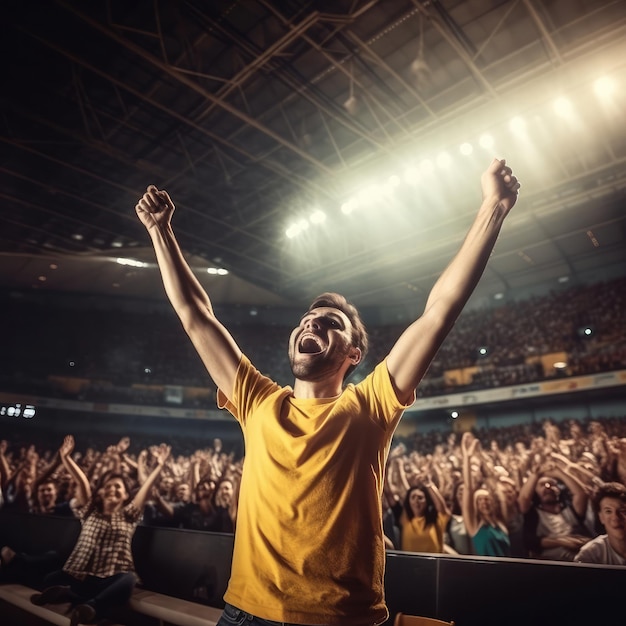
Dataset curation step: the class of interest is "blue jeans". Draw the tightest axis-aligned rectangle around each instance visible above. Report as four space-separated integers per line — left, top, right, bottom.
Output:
43 569 137 614
216 603 326 626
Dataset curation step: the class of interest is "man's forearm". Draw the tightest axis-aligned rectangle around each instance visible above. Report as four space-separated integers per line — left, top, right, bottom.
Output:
518 470 538 513
149 223 215 327
424 200 506 321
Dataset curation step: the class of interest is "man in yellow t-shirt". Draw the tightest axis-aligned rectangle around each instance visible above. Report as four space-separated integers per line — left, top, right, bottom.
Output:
136 159 520 625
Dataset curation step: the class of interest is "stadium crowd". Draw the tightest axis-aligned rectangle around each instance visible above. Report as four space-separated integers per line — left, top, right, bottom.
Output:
1 275 625 572
1 276 625 408
2 414 626 564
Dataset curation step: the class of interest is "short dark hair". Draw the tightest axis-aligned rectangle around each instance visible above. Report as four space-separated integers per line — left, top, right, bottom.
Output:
308 292 369 380
593 482 626 513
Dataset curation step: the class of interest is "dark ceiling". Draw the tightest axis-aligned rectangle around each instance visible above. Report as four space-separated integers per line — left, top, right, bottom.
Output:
2 0 625 310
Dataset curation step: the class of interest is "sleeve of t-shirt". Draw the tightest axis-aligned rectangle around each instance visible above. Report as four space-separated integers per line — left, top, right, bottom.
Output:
216 354 285 426
574 538 602 564
353 359 415 430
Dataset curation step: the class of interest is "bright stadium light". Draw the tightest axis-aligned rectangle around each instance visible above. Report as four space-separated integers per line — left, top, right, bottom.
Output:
479 133 494 150
553 97 573 117
387 174 401 188
286 220 308 239
310 209 326 224
419 159 434 175
341 198 359 215
509 116 526 136
436 151 452 169
594 76 616 99
403 165 421 185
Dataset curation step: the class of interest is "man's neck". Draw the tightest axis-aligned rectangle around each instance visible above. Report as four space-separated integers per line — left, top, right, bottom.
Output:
198 499 215 514
538 502 562 514
292 377 343 399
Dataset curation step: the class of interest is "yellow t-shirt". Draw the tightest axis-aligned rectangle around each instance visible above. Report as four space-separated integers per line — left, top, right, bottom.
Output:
399 510 450 553
218 355 412 625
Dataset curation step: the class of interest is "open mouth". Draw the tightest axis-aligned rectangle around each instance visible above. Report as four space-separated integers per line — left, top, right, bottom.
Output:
298 334 324 354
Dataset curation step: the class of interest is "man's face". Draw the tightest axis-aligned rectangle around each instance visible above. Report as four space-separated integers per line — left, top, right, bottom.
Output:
159 476 174 494
176 483 191 502
196 481 214 502
536 476 560 504
37 482 57 507
215 481 234 507
590 422 603 435
598 497 626 542
288 306 357 381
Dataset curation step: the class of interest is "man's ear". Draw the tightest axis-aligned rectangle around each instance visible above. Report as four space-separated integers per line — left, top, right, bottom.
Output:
349 347 362 365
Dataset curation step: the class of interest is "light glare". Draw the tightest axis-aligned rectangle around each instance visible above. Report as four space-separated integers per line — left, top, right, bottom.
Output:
403 165 420 185
285 219 309 239
419 159 434 175
509 116 526 135
459 142 473 156
553 97 573 117
358 185 383 206
310 210 326 224
387 175 401 188
479 134 494 150
594 76 616 99
436 151 452 169
116 257 147 268
341 198 358 214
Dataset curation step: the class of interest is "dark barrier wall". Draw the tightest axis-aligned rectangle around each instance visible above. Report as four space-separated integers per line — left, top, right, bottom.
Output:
386 550 625 626
1 512 624 625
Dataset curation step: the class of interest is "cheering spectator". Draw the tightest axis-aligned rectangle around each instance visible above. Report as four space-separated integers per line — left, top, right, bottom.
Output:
30 436 170 626
518 454 591 561
461 433 511 556
575 482 626 565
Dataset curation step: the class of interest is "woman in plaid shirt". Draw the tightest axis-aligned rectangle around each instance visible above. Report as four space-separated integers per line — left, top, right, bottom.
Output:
31 435 170 626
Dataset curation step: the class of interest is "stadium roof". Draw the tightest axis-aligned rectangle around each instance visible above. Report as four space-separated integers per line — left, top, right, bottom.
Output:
2 0 625 309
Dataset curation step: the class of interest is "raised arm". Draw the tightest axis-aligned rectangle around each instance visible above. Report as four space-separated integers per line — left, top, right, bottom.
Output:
387 159 520 403
546 460 589 518
59 435 91 506
136 186 242 401
460 432 481 537
0 440 11 489
424 480 451 517
136 449 150 486
131 444 171 511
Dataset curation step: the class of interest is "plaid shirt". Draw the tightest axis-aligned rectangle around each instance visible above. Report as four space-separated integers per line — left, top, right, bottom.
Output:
63 499 142 579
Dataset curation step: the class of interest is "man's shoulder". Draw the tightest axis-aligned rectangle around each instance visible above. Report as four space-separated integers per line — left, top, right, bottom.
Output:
51 501 74 516
174 501 196 513
576 534 610 563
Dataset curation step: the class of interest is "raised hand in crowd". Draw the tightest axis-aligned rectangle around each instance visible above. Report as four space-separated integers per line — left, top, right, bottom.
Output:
461 432 511 556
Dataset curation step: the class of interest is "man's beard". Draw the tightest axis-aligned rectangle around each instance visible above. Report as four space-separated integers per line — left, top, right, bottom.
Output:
289 355 329 381
289 349 347 382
